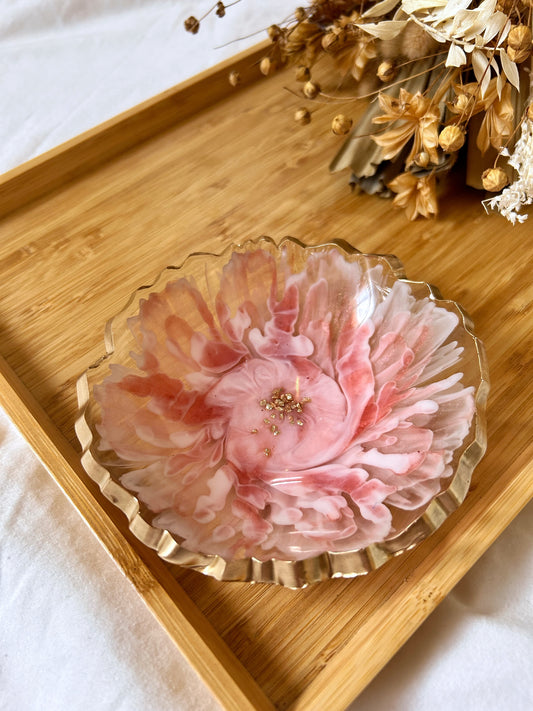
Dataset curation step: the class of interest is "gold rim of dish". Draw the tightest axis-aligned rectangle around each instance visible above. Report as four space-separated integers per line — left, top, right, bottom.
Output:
75 236 489 588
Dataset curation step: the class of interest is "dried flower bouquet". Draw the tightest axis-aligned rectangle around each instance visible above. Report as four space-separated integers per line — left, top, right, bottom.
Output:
186 1 533 222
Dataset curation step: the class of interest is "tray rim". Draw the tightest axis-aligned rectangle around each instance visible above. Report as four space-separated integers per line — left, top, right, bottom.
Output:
0 352 276 711
0 40 271 219
1 43 532 711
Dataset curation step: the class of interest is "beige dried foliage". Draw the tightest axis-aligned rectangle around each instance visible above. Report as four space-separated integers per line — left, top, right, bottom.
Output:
333 38 378 81
285 20 324 66
449 79 498 117
448 77 514 152
322 29 343 51
388 172 438 220
477 82 514 153
184 0 533 221
372 89 441 165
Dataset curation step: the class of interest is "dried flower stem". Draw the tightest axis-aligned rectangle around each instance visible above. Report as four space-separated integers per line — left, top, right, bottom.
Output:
290 59 449 106
394 49 449 71
200 0 241 22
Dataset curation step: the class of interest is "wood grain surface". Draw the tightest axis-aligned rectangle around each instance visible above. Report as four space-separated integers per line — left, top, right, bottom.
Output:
0 43 532 711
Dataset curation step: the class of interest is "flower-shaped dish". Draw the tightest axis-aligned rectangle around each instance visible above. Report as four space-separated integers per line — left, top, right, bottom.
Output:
76 237 488 588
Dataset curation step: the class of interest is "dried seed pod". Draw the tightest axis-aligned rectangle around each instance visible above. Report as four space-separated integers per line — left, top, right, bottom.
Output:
228 71 241 87
322 31 339 51
287 21 321 52
216 2 225 18
414 151 430 168
507 45 531 63
303 80 321 99
260 57 272 76
331 114 353 136
438 125 465 153
482 167 508 192
294 107 311 125
295 7 306 21
528 104 533 122
268 24 281 41
453 93 474 114
507 24 532 49
295 65 311 82
184 16 200 34
377 60 397 83
507 24 532 62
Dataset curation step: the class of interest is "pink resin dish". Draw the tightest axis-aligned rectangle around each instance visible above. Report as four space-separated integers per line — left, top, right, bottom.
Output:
76 237 488 587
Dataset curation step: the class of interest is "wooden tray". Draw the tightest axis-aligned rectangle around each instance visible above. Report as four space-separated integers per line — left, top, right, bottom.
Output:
1 42 532 711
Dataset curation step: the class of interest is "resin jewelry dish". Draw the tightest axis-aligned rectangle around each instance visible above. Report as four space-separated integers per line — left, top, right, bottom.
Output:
76 237 488 587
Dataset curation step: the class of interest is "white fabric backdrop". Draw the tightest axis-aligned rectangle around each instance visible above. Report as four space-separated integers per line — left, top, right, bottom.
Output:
1 2 532 710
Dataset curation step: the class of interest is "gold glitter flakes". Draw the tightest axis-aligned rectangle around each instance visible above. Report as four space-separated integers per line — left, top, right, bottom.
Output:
258 386 311 434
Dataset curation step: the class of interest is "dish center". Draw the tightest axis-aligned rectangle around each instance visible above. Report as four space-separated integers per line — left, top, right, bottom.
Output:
256 387 311 454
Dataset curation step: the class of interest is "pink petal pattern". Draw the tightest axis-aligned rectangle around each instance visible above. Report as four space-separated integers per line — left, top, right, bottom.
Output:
94 245 476 561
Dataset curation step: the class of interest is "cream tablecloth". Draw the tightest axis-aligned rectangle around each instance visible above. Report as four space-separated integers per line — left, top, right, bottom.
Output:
1 3 532 709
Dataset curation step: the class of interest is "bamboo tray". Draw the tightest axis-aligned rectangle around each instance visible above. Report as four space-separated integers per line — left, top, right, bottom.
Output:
0 43 532 711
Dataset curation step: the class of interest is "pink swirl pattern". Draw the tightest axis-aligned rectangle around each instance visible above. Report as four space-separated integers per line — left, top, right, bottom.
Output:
95 247 475 561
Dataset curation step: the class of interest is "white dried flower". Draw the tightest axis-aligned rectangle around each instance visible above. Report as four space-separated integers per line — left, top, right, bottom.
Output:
483 117 533 223
398 0 514 96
